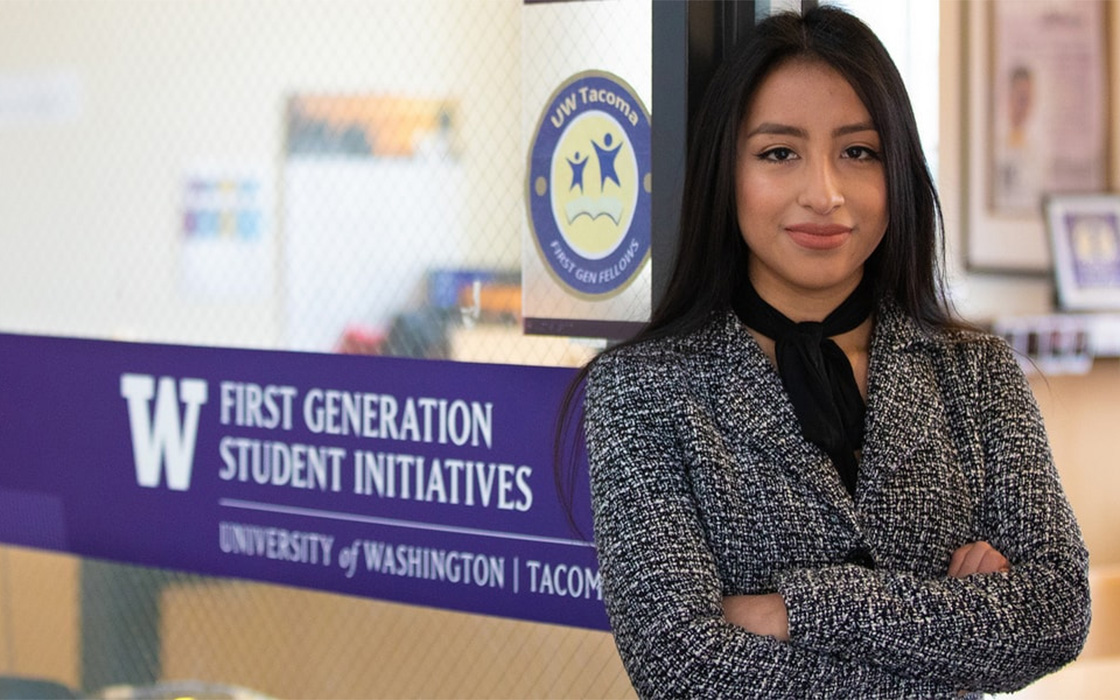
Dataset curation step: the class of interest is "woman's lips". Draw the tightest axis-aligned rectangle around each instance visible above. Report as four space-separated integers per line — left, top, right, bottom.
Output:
785 223 852 250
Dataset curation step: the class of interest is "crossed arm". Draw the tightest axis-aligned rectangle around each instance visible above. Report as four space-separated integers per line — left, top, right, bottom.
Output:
724 541 1011 641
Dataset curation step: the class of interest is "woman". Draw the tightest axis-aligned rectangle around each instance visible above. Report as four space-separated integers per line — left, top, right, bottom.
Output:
578 6 1090 698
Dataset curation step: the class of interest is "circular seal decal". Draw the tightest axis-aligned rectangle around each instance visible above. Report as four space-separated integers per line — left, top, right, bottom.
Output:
527 71 651 297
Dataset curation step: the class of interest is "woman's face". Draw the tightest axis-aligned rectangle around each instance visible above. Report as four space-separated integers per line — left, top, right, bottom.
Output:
735 59 888 317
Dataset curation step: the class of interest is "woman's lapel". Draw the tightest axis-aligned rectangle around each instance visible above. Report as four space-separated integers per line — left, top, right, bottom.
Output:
860 304 940 483
707 311 861 528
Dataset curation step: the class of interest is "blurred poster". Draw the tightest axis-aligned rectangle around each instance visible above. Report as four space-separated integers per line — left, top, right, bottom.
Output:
282 93 466 352
286 94 457 159
180 164 274 300
989 0 1107 215
0 71 82 126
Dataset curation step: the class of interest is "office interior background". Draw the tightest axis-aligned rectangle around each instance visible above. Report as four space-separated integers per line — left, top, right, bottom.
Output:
0 0 1118 697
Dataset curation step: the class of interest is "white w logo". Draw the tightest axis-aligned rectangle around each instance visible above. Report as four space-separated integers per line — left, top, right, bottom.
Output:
120 374 209 491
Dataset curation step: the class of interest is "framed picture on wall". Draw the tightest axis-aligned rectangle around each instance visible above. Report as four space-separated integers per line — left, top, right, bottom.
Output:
1046 194 1120 310
964 0 1110 273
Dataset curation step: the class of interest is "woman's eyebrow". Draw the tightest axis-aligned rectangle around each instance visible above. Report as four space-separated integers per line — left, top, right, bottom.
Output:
744 122 806 139
833 122 877 137
744 122 878 139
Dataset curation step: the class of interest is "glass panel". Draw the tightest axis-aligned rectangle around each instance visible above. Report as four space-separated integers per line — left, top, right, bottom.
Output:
0 1 653 696
0 0 653 368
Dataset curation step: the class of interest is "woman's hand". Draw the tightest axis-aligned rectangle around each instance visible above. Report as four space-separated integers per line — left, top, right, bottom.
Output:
948 541 1010 578
722 593 790 641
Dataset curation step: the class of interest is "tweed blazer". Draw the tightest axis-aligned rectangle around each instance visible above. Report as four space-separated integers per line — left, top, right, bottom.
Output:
584 300 1090 699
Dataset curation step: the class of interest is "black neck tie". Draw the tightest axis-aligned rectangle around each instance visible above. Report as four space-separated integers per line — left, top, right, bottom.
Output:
733 276 874 496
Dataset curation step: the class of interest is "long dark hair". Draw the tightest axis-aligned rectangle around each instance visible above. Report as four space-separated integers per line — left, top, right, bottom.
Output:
554 6 958 536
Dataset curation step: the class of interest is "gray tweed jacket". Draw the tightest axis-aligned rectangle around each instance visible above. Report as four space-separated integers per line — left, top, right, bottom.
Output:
584 300 1090 699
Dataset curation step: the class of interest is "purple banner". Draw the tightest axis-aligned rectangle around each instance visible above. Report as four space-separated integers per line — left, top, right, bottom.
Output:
0 333 605 630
